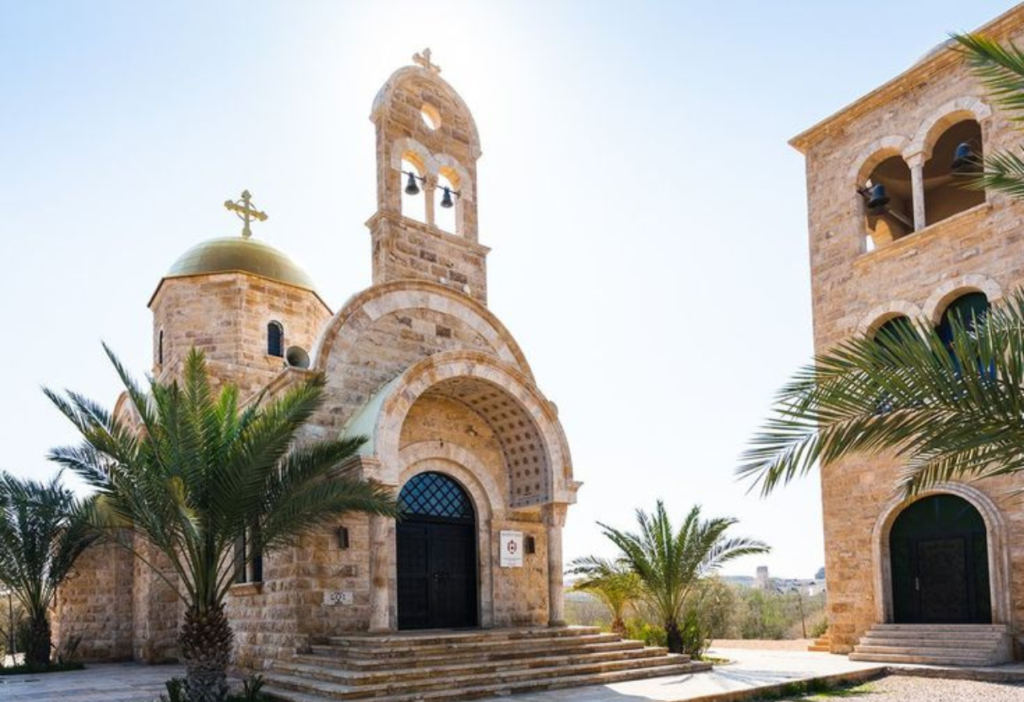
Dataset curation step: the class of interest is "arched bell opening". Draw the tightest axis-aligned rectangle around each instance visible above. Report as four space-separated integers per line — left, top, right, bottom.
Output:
924 120 984 226
889 494 991 624
862 156 915 250
434 168 460 235
400 155 427 224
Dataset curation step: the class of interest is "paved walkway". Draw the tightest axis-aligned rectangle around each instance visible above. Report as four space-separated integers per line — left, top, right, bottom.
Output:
0 662 185 702
509 648 884 701
0 649 884 702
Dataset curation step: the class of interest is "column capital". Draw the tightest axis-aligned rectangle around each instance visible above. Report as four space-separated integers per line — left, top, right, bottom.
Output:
543 503 569 528
904 151 927 169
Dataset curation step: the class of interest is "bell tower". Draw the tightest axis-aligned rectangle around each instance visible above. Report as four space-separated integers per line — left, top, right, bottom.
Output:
367 49 489 304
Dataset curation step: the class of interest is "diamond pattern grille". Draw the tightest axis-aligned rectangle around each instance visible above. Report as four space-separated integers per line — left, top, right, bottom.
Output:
399 472 474 521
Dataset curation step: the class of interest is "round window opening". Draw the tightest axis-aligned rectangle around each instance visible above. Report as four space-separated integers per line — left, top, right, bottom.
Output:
420 103 442 131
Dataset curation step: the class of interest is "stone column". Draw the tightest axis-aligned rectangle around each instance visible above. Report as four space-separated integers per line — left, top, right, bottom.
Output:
424 177 437 228
544 504 568 627
907 152 927 231
368 513 394 633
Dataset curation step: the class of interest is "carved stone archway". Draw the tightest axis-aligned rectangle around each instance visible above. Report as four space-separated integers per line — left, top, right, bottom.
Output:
871 483 1012 626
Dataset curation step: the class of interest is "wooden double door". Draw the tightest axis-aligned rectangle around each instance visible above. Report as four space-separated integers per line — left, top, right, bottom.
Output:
890 495 991 624
396 472 478 630
397 519 478 629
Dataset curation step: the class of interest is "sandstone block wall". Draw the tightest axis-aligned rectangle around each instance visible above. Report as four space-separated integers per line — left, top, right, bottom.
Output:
52 540 134 661
151 273 331 396
798 10 1024 655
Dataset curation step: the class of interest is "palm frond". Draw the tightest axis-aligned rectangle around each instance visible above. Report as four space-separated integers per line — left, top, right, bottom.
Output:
47 345 398 613
742 288 1024 496
953 33 1024 122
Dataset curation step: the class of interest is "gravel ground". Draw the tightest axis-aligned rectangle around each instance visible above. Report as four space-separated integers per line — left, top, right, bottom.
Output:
789 675 1024 701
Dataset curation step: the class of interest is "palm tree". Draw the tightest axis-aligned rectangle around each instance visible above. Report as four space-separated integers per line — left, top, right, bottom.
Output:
740 292 1024 495
597 502 768 654
567 557 640 634
0 473 98 669
46 347 397 702
952 33 1024 198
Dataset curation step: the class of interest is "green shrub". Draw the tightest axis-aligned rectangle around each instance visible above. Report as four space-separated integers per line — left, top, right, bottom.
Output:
679 608 709 659
228 674 267 702
624 619 667 648
160 678 186 702
810 615 829 639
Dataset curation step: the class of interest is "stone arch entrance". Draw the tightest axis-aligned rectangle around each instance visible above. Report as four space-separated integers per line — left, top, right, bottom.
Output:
396 471 479 629
889 494 990 624
872 484 1012 626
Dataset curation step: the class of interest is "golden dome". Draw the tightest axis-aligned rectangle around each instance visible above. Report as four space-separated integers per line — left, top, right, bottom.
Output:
166 236 317 292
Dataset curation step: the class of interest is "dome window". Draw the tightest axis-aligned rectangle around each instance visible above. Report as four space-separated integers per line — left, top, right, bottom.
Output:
267 321 284 358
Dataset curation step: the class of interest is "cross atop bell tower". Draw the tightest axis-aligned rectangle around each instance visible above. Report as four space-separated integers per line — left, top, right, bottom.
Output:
366 52 489 304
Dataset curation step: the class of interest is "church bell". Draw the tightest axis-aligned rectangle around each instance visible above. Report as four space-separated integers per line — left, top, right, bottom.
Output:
951 142 975 172
440 186 455 208
866 183 890 212
404 171 421 196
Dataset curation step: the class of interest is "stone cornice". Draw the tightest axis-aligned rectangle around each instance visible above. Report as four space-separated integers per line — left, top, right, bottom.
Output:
790 4 1024 154
364 211 492 256
148 270 333 314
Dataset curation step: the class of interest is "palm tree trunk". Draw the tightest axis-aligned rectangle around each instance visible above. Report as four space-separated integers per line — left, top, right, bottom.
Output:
25 610 51 668
665 618 683 655
180 603 233 702
611 615 626 635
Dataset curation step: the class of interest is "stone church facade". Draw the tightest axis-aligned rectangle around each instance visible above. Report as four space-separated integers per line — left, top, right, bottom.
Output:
52 54 579 670
793 6 1024 662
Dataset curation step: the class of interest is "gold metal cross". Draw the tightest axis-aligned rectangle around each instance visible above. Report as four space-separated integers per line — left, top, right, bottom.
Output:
413 48 441 74
224 189 268 239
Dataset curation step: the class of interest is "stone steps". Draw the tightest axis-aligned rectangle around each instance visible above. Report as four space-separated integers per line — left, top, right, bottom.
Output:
312 639 645 670
325 626 603 647
311 631 626 662
269 653 691 696
264 627 711 702
264 660 709 702
808 632 830 652
849 623 1012 666
284 645 665 683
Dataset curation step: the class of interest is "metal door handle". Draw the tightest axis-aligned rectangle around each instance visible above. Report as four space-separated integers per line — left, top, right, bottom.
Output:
915 577 920 591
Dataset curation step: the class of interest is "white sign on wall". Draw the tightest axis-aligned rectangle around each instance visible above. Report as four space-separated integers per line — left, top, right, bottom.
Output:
324 590 354 606
500 530 524 568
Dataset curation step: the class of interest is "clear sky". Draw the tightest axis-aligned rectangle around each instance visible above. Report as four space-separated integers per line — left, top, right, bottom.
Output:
0 1 1016 580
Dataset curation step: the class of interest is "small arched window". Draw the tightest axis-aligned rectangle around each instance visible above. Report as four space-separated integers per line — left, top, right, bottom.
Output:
158 330 164 366
937 292 991 379
267 321 284 358
937 292 990 346
871 316 913 413
872 316 914 350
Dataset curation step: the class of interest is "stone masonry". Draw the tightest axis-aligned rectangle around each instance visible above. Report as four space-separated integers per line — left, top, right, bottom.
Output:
793 6 1024 657
52 53 578 671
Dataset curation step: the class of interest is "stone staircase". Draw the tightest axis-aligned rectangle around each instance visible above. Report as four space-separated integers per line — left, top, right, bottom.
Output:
263 626 711 701
807 632 830 653
849 623 1012 666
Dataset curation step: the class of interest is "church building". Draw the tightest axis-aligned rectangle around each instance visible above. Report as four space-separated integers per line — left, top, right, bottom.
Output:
54 51 581 666
49 53 706 698
793 5 1024 664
